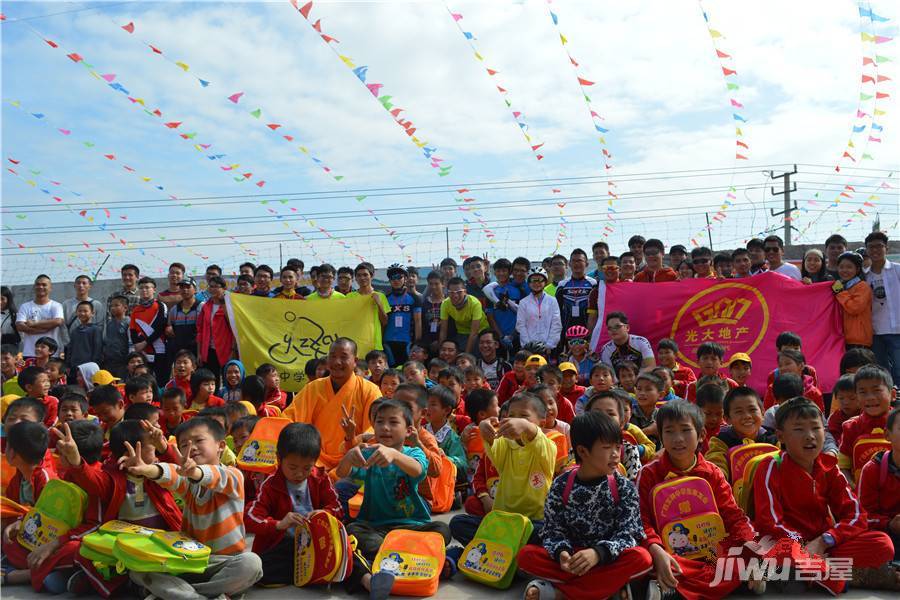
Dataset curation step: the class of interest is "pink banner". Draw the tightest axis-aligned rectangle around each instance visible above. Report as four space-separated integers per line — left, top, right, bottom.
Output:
598 272 844 393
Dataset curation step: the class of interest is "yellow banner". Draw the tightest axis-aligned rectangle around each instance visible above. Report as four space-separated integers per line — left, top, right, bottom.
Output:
225 293 380 392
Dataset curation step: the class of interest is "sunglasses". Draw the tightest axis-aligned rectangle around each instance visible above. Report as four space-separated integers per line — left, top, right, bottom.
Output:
569 339 587 345
389 274 405 281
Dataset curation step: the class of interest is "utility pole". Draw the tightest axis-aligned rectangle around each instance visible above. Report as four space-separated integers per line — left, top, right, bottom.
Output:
445 227 450 259
279 243 283 267
769 165 798 246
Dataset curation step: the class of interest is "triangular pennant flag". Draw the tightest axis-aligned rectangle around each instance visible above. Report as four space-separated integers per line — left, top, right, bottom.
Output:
122 21 135 33
299 1 313 19
227 92 244 103
577 77 594 86
716 49 731 58
722 66 736 76
175 61 189 71
250 108 262 118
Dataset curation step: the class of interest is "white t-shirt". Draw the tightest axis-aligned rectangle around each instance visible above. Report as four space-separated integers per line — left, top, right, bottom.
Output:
771 262 802 281
867 262 900 335
15 299 64 356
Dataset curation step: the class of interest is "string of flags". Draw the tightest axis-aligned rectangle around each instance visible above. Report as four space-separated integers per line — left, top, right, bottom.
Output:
289 0 498 258
107 17 406 263
22 20 363 263
445 3 567 252
798 2 894 237
545 1 618 242
690 0 748 246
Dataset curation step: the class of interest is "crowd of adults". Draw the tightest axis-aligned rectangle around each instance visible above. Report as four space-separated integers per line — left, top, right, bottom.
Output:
1 230 897 385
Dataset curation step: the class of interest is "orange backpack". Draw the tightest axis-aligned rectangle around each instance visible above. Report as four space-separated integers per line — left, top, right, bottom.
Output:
236 417 291 474
545 429 572 475
427 453 457 514
373 529 445 597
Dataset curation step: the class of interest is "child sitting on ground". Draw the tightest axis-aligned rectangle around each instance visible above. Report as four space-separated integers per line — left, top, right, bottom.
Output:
574 364 616 415
763 350 824 412
159 386 189 437
379 368 402 400
497 350 530 405
241 375 281 418
517 411 652 600
583 391 643 480
615 363 638 395
449 391 556 547
827 374 859 446
530 384 572 475
45 357 67 388
656 338 696 398
695 383 726 454
122 417 263 598
365 350 389 388
632 372 664 440
637 401 761 599
89 385 126 458
766 331 820 389
18 365 57 427
558 362 586 409
706 386 777 481
461 389 502 517
753 398 899 593
165 349 197 404
684 342 738 402
839 365 896 483
856 407 900 560
247 423 342 585
124 375 156 407
219 359 245 404
340 399 452 597
394 383 446 512
536 365 576 424
425 384 468 482
188 368 226 412
256 363 289 410
727 353 752 387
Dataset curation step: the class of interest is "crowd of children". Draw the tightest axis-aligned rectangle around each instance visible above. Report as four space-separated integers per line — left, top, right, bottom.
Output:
1 230 899 599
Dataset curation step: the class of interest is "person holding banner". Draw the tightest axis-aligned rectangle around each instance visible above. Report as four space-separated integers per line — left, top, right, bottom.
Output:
282 337 381 472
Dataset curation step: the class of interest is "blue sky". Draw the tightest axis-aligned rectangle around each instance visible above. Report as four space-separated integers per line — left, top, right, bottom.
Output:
2 0 898 284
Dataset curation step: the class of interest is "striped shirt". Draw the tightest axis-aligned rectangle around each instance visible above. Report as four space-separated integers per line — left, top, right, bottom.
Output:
156 463 246 555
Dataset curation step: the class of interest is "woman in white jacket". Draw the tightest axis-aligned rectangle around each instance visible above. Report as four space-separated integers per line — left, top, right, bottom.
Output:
516 268 562 349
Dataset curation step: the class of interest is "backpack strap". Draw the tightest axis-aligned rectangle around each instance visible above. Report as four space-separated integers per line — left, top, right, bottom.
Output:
607 474 619 504
561 467 579 506
880 450 891 486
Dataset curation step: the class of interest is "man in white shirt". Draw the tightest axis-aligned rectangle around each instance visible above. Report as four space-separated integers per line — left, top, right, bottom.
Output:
15 274 65 358
515 268 562 350
865 231 900 382
763 235 801 280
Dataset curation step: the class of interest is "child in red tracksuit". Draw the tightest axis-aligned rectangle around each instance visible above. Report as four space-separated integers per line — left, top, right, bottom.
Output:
636 401 761 600
753 398 898 593
838 365 895 482
2 421 67 592
60 419 182 597
856 407 900 560
763 350 824 412
518 412 652 600
827 374 859 447
461 388 502 516
246 423 341 586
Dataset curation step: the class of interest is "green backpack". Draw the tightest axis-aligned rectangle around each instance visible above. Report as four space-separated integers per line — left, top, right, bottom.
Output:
457 510 534 589
17 480 87 551
112 529 211 575
80 521 161 579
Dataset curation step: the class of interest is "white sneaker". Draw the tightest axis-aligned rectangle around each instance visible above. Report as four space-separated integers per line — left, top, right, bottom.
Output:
646 581 662 600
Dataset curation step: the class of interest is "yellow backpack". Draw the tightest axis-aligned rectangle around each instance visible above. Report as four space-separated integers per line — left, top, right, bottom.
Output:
373 529 446 597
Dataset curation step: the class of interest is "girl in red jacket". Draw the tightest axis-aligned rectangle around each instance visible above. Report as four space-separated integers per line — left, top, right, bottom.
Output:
246 423 341 585
856 407 900 560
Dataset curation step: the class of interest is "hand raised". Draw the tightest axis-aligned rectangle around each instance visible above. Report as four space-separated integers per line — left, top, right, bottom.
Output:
340 404 357 441
51 423 80 468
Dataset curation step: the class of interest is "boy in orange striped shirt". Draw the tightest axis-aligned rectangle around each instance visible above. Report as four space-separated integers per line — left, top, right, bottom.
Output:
122 416 263 598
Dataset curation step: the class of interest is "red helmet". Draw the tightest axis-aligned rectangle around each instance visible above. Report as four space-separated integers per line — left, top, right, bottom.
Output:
566 325 589 339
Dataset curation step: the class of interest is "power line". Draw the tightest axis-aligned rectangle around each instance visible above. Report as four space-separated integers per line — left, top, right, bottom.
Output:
4 205 867 254
0 2 133 24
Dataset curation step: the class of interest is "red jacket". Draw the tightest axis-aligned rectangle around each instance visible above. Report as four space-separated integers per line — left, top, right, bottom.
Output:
827 409 857 448
763 374 823 412
559 385 585 410
66 458 182 531
196 300 234 365
856 450 900 531
497 370 524 405
634 267 678 283
670 364 697 400
838 411 887 458
265 389 288 411
636 451 756 549
752 452 867 545
767 365 819 389
4 449 57 503
685 375 738 403
165 377 193 405
471 453 499 498
555 393 575 424
246 466 342 554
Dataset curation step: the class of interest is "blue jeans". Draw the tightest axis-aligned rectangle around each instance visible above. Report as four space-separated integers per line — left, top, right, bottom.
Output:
872 333 900 385
334 478 361 521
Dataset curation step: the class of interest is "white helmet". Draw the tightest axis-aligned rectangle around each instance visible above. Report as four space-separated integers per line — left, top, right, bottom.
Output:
527 267 548 282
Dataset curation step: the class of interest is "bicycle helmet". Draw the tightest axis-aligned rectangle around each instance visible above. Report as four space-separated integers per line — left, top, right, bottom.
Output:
566 325 590 339
527 267 548 282
386 263 407 279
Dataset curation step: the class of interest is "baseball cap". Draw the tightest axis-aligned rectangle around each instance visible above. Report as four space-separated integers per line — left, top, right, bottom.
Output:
92 370 122 386
178 277 198 288
558 362 578 374
525 355 548 367
727 352 752 367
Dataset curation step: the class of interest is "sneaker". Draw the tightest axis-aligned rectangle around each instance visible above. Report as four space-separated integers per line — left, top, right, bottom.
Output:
369 571 395 600
645 580 677 600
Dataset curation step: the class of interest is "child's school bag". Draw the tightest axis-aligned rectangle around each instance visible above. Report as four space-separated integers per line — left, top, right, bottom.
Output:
16 479 87 551
373 529 446 597
0 495 30 520
80 520 161 579
545 429 573 475
852 428 891 481
428 454 457 514
236 416 291 474
651 475 726 562
457 510 534 589
734 450 781 516
728 442 779 503
113 530 210 575
294 509 358 586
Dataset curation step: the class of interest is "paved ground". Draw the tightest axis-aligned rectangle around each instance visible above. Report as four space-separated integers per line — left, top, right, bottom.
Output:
2 511 895 598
